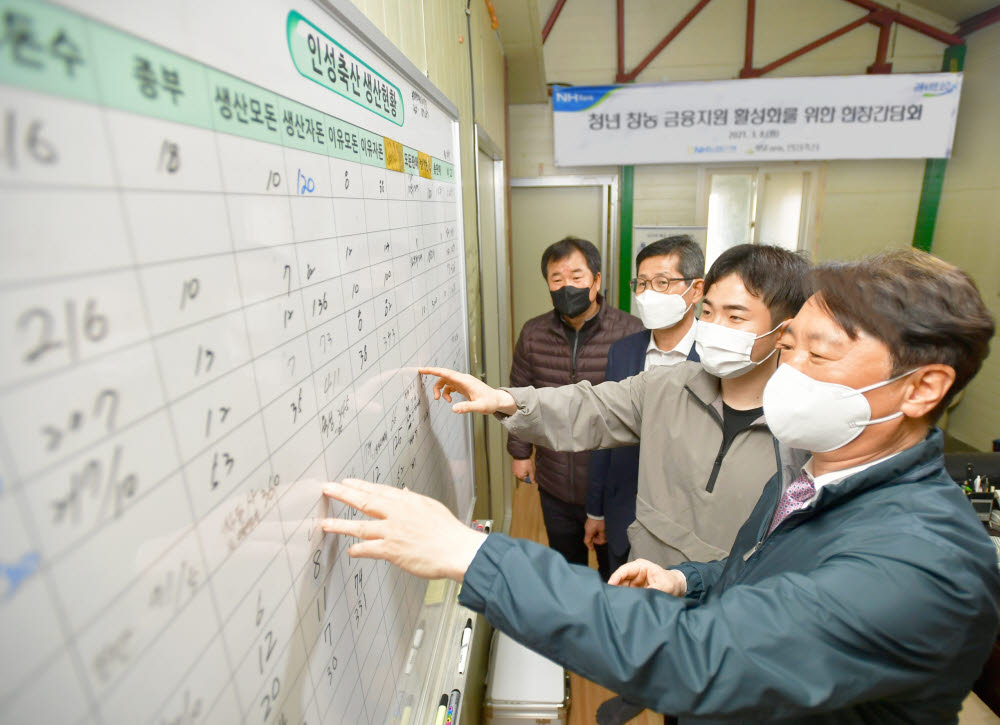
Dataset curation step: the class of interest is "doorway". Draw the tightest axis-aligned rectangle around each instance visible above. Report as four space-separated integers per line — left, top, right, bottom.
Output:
697 165 822 269
509 176 619 335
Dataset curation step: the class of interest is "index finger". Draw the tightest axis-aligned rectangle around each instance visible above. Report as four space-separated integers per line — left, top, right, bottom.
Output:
608 562 640 586
322 479 392 519
416 366 458 379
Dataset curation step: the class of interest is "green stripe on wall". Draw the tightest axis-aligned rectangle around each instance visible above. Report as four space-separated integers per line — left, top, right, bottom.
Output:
912 44 965 252
619 165 635 311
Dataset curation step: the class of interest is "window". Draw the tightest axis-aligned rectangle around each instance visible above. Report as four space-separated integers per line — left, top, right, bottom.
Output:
699 165 821 269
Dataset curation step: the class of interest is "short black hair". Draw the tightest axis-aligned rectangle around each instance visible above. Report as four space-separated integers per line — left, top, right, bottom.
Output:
636 235 705 280
812 249 994 421
540 236 602 279
704 244 811 324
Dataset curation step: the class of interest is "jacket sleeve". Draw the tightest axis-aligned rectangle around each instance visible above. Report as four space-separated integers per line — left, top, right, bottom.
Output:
459 532 985 720
586 344 620 517
499 373 647 453
506 328 534 461
674 559 727 600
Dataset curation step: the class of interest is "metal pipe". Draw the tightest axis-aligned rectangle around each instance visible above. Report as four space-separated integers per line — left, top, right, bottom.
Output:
620 0 713 82
740 0 756 78
958 4 1000 36
840 0 964 45
868 18 893 73
616 0 626 82
751 12 873 77
541 0 568 43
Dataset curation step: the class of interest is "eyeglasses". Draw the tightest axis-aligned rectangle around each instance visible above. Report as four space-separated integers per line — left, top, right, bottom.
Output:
629 276 693 294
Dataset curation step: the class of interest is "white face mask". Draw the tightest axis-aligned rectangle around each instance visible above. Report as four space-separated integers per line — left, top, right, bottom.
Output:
694 320 782 379
762 364 917 453
632 282 694 330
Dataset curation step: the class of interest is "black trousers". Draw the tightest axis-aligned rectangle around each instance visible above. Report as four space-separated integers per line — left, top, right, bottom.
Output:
608 544 630 578
539 489 610 580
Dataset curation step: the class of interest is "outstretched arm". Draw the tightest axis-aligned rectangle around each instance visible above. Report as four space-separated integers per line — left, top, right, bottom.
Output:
322 480 982 720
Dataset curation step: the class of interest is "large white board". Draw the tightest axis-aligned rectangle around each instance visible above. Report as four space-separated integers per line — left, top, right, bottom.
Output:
0 1 474 723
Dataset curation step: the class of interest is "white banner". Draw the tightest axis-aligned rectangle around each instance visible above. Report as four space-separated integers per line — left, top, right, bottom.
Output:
553 73 962 165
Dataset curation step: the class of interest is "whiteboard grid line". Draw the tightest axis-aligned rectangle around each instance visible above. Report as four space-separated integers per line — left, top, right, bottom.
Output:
83 38 253 723
0 237 458 397
2 258 460 483
0 0 471 719
8 291 460 601
0 207 455 294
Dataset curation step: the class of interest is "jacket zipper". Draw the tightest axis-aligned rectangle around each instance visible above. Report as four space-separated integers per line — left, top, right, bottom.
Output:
570 329 580 382
568 328 581 497
706 436 735 494
685 389 764 493
743 506 812 561
744 439 793 561
684 392 726 492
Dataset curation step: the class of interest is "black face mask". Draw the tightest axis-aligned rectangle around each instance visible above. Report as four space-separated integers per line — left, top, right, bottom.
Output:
550 285 593 318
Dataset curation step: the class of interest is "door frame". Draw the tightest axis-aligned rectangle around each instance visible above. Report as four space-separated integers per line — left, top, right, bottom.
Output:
474 124 511 532
509 175 620 306
475 126 510 383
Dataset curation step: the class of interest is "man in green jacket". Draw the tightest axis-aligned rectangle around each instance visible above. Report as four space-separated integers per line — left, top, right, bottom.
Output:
323 249 1000 724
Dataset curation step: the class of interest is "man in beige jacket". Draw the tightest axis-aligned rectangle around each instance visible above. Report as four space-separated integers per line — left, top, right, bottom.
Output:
421 244 811 569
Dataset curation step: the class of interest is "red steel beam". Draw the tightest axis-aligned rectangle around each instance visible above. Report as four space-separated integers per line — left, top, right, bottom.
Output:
841 0 963 45
617 0 625 81
541 0 568 43
745 11 874 77
867 14 893 73
739 0 756 78
957 4 1000 36
618 0 713 83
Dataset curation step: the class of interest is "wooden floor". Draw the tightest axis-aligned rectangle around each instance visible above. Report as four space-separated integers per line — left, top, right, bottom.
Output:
508 481 663 725
506 479 998 725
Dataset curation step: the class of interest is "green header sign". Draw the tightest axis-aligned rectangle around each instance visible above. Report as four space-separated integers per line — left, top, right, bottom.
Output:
0 0 452 178
286 10 403 127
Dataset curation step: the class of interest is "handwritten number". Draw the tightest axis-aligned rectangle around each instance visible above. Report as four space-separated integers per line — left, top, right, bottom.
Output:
157 140 180 173
179 278 200 309
18 308 60 363
18 299 108 364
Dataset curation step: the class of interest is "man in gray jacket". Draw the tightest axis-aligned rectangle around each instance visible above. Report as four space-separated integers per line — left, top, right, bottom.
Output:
322 248 1000 723
427 244 811 575
424 243 811 723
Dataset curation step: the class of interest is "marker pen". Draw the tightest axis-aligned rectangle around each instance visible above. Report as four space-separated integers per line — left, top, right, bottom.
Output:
457 618 472 674
447 689 462 725
433 694 448 725
404 622 425 674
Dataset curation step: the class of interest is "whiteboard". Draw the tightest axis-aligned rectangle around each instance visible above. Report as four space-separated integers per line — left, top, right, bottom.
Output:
0 0 475 723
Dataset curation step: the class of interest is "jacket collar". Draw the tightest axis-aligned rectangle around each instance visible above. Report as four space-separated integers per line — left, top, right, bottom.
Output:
683 368 770 427
809 428 945 511
683 367 723 408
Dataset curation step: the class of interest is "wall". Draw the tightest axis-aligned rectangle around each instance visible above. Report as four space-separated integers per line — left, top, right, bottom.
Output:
345 0 509 504
931 22 1000 451
515 0 954 261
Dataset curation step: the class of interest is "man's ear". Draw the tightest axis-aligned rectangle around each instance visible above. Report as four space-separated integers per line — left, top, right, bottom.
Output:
593 271 602 291
773 318 793 336
689 278 705 303
900 364 956 420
